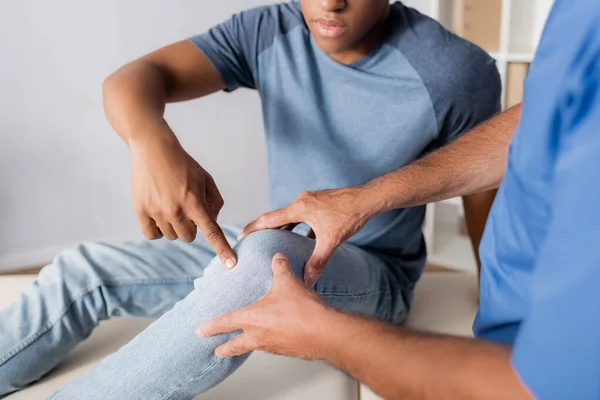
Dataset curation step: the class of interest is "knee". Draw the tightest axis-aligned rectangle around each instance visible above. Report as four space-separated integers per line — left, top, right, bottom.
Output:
238 229 312 266
235 229 313 276
38 243 105 293
0 356 38 396
201 230 314 290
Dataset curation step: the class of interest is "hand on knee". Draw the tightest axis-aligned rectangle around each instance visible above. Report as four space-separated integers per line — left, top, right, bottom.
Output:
197 229 314 302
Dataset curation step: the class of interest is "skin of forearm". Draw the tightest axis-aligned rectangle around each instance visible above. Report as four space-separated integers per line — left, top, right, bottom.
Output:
317 311 531 400
102 61 174 146
102 41 226 148
364 105 521 214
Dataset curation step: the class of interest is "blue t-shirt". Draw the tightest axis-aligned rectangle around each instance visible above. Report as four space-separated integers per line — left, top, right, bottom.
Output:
191 2 500 277
475 0 600 398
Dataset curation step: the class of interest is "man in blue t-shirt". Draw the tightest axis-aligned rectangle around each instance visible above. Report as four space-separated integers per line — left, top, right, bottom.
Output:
0 1 500 398
197 1 600 399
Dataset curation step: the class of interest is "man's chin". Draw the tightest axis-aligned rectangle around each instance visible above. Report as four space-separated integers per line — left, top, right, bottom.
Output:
312 37 354 57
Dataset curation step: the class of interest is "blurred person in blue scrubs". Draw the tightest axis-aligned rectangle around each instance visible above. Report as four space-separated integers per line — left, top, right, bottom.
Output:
200 1 600 398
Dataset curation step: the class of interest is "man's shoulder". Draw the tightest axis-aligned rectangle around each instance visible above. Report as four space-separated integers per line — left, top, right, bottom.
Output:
386 2 500 121
189 2 305 91
387 2 497 83
383 3 501 139
235 2 305 52
240 2 304 26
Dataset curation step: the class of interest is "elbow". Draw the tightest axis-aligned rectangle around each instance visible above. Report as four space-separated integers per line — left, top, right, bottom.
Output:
102 66 125 101
101 61 152 100
102 75 114 99
102 60 143 91
103 60 172 99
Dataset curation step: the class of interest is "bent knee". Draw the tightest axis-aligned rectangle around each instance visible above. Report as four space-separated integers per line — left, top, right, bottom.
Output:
39 243 107 292
235 229 313 275
0 356 40 396
202 230 314 288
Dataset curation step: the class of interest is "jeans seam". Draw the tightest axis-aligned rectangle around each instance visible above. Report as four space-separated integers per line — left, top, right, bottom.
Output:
160 358 224 400
322 289 406 322
0 278 196 366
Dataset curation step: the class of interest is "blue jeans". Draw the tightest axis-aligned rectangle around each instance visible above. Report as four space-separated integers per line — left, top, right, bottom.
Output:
0 227 414 399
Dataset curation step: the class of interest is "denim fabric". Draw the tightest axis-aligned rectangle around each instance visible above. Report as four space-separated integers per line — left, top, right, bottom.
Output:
0 227 409 399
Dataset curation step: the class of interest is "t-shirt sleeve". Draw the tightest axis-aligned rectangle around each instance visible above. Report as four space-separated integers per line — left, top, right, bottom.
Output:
510 3 600 398
393 6 502 149
437 53 501 145
188 6 280 91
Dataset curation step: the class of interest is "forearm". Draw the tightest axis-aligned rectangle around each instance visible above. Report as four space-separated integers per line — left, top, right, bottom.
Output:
102 61 174 146
318 311 530 400
366 105 521 212
102 41 226 147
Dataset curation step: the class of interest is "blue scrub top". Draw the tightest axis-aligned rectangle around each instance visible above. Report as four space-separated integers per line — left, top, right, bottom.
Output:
474 0 600 398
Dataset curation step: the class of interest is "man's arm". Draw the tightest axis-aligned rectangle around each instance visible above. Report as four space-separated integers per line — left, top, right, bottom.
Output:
198 253 532 400
102 41 226 146
241 105 521 281
102 41 238 266
321 312 530 400
437 105 521 272
368 104 520 213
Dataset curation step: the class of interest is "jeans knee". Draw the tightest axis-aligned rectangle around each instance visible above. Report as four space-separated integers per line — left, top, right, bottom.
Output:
0 358 33 397
234 229 313 277
39 243 106 296
199 230 314 294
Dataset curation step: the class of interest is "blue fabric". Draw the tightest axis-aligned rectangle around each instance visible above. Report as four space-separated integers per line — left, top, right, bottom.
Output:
474 0 600 398
0 229 408 398
190 2 500 275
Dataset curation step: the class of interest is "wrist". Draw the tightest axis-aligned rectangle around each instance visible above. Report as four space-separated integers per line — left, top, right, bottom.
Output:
307 306 344 359
127 121 179 155
314 310 407 369
354 180 390 218
311 308 361 361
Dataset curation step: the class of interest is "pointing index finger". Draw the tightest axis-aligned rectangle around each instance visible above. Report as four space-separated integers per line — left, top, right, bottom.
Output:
190 206 237 269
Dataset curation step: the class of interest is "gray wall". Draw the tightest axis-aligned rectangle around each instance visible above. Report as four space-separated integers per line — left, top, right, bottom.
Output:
0 0 280 270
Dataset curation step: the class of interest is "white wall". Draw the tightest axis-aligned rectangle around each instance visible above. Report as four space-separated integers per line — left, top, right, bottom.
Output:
0 0 278 271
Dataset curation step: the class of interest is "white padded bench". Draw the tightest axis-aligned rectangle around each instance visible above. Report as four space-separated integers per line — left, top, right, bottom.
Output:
1 273 478 399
